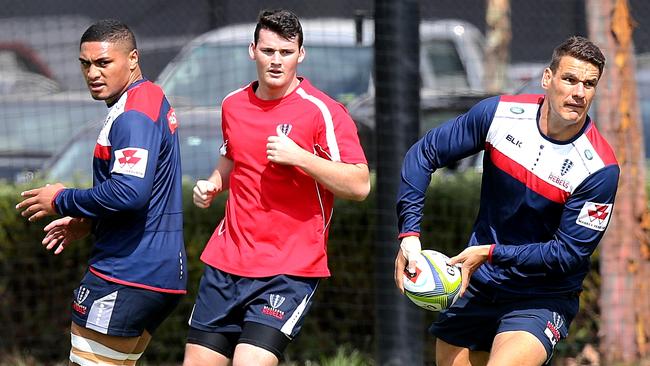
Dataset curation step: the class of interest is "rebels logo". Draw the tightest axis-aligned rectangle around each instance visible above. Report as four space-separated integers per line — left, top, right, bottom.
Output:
544 312 565 347
73 286 90 315
111 147 149 178
262 294 286 320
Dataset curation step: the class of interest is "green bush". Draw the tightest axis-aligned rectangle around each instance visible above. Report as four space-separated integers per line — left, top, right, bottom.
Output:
0 173 600 364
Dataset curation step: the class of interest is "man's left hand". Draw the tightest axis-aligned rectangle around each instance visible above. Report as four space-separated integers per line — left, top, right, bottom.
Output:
16 183 65 222
448 244 491 298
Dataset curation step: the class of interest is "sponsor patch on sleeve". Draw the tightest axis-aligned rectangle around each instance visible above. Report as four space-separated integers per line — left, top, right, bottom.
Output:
576 201 613 231
111 147 148 178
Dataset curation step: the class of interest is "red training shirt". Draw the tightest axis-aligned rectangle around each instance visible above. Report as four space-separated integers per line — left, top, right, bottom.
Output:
200 78 367 277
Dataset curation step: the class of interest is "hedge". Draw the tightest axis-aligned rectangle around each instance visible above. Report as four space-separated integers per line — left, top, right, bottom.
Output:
0 172 598 364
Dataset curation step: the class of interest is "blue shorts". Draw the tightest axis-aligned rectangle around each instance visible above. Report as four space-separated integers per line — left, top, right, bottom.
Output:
189 265 319 339
71 270 182 337
430 283 579 364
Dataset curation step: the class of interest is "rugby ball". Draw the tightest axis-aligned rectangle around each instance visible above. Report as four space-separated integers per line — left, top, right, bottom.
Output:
403 250 462 312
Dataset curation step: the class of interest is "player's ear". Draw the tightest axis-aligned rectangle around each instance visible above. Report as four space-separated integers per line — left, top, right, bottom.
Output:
297 46 305 64
128 48 139 71
249 42 256 60
541 67 552 90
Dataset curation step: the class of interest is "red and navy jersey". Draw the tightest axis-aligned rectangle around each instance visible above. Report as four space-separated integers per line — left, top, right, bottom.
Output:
397 94 619 298
55 79 186 294
201 78 367 278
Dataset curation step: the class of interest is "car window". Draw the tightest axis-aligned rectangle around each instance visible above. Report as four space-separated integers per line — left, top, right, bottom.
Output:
300 45 372 104
0 100 104 153
422 40 469 90
161 44 255 107
179 127 220 180
421 109 463 134
45 132 95 183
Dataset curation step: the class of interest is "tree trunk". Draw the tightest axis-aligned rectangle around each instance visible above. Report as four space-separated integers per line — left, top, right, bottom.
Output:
484 0 511 93
586 0 650 364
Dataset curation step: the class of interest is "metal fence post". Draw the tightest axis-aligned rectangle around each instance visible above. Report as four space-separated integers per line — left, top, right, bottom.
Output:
374 0 423 364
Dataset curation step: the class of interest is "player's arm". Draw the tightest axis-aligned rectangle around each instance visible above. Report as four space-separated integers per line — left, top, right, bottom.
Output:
396 96 497 237
395 97 497 291
267 135 370 201
488 165 620 274
53 112 162 218
266 104 371 201
193 156 233 208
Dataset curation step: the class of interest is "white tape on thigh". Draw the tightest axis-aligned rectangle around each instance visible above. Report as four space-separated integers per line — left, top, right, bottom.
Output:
71 333 131 361
126 352 143 360
69 352 99 366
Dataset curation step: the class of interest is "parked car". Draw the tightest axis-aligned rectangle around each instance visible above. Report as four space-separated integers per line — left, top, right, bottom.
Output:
348 90 494 170
43 107 222 185
0 92 106 183
156 17 485 108
0 42 62 95
42 18 486 183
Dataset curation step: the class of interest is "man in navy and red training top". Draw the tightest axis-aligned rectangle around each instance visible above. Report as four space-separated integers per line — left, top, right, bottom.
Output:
395 36 619 366
16 19 185 365
183 9 370 366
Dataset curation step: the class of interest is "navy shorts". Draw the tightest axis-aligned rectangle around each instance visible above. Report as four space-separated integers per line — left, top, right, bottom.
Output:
188 265 319 344
71 270 182 337
430 283 579 364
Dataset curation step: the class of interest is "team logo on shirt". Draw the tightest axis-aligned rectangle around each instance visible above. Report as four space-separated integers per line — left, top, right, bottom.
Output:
111 147 149 178
576 202 613 231
73 286 90 315
277 123 293 136
167 108 178 134
262 294 286 319
560 159 573 176
510 106 525 114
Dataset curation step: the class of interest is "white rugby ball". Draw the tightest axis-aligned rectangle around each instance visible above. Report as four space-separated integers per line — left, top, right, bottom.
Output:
403 249 462 312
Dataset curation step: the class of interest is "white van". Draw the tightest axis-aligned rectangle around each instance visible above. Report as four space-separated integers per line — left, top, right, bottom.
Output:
156 18 485 107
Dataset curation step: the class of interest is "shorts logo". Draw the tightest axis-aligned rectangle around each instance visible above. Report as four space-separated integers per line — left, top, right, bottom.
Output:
111 147 148 178
544 312 564 347
262 294 286 320
73 286 90 315
576 202 613 231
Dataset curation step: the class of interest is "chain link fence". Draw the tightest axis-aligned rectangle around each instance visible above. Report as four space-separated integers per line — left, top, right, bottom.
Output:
1 0 649 364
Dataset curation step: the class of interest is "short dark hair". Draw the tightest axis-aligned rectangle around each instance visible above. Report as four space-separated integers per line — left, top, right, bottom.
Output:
549 36 605 78
253 9 303 48
80 19 137 51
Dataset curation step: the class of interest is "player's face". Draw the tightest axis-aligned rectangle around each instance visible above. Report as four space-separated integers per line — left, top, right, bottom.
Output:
249 28 304 98
542 55 600 126
79 41 138 105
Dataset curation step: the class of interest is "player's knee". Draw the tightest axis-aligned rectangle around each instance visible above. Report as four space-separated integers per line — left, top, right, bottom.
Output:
70 333 143 366
232 343 279 366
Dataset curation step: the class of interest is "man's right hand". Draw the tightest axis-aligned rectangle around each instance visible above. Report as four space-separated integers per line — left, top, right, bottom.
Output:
393 236 422 293
193 179 219 208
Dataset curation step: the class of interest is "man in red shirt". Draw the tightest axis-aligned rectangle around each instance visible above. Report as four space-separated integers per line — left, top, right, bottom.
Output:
183 9 370 366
